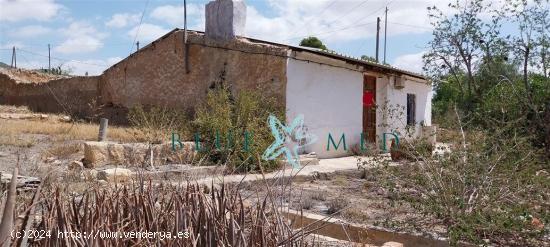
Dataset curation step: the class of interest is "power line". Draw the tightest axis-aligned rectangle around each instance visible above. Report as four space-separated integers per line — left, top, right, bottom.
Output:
287 0 339 38
323 0 371 28
388 21 433 30
283 21 377 42
130 0 151 54
17 49 108 67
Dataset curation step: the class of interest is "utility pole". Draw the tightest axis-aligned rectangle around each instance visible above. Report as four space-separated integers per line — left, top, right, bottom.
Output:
136 41 140 51
48 44 51 71
11 47 16 69
383 7 388 64
376 17 380 63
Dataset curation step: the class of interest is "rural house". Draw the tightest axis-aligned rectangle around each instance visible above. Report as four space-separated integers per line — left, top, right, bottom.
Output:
0 0 434 159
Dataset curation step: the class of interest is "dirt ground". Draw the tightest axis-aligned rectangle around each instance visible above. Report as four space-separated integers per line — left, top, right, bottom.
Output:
238 169 448 243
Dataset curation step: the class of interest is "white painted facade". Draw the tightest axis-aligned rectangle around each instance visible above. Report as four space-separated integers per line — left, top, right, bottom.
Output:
285 54 433 159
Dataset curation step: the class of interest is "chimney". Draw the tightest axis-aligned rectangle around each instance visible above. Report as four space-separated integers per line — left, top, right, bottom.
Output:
205 0 246 41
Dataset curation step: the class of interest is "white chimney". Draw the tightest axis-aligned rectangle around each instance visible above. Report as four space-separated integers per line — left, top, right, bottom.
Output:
205 0 246 41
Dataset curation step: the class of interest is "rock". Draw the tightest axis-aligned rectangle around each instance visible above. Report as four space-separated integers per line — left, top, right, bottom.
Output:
382 242 404 247
60 116 71 122
531 217 545 230
312 171 330 180
83 142 110 168
68 161 84 170
83 141 196 168
81 169 98 180
536 170 548 177
97 168 133 182
0 172 40 189
0 152 8 157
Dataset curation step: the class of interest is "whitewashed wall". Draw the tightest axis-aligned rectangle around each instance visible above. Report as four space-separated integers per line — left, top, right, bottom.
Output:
286 58 432 158
379 76 433 143
286 59 363 158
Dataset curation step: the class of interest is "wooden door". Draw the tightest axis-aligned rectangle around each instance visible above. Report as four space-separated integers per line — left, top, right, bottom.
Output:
363 75 376 143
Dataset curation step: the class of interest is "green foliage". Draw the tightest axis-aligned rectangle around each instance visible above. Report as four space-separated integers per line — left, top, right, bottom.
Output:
299 36 328 50
193 84 283 172
128 105 189 144
360 55 377 63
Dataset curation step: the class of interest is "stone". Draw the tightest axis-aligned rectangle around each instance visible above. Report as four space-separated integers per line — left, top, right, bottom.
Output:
68 160 84 170
382 242 404 247
0 152 8 157
83 141 196 168
205 0 246 41
83 142 110 168
531 217 545 230
81 169 98 180
97 168 133 182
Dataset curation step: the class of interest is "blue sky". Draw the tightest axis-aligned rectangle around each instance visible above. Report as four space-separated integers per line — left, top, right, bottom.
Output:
0 0 457 75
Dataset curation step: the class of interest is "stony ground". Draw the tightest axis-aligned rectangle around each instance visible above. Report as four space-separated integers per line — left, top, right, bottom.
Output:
0 104 447 247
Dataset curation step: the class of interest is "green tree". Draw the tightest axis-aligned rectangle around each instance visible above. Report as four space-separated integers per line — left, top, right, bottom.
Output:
360 55 377 63
299 36 328 50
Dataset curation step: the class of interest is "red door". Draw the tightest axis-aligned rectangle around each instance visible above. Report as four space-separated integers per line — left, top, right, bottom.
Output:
363 75 376 143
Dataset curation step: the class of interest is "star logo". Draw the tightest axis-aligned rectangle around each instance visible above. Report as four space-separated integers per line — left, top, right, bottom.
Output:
262 114 317 168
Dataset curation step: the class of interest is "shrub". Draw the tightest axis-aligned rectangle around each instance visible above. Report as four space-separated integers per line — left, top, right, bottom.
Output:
327 196 349 215
369 113 549 245
193 84 283 172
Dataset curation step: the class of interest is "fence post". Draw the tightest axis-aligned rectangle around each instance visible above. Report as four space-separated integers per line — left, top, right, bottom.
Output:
98 118 108 141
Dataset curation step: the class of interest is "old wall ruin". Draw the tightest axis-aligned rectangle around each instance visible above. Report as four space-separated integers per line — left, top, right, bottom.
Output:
100 30 288 114
0 72 99 118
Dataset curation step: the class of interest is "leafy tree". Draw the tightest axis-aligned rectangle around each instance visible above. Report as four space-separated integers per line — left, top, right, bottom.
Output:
299 36 328 50
360 55 377 63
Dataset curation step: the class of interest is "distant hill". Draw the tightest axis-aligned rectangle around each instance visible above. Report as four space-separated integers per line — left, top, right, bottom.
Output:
0 62 10 69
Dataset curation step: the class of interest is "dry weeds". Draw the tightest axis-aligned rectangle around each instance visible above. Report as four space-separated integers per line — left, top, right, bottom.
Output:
0 119 143 143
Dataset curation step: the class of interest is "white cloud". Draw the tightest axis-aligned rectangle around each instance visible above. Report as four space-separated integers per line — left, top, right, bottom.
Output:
393 51 426 73
54 22 107 54
150 4 203 27
10 25 52 38
64 56 122 76
240 0 454 44
127 23 170 43
0 0 62 22
106 13 141 28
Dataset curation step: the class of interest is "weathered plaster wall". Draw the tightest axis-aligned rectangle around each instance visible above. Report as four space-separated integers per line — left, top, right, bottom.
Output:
286 58 364 159
100 31 288 114
286 54 432 158
379 76 433 141
0 73 99 117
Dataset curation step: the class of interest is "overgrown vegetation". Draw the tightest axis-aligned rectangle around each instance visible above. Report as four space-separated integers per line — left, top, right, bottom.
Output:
193 83 284 172
362 0 550 245
4 180 319 246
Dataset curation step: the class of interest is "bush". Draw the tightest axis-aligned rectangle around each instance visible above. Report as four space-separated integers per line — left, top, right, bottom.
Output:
370 116 549 245
193 84 283 172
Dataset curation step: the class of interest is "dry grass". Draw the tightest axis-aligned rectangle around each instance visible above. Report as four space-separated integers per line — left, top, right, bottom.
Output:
42 143 82 159
0 135 34 148
0 119 144 142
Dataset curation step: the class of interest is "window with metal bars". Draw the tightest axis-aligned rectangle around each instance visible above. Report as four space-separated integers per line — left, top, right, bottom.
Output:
407 94 416 126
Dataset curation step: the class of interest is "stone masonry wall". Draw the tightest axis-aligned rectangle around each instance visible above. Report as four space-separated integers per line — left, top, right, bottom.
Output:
100 30 288 114
0 73 99 117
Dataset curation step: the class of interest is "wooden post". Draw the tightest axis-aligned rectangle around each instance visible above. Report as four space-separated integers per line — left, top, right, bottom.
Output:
98 118 108 141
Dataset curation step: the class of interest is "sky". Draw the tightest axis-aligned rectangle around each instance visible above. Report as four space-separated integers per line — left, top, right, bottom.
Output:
0 0 461 76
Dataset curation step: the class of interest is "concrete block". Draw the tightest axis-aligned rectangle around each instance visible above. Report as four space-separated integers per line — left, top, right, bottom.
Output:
205 0 246 41
83 141 196 168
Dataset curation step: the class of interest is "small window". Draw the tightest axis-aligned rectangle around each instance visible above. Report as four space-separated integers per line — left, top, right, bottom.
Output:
407 94 416 126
